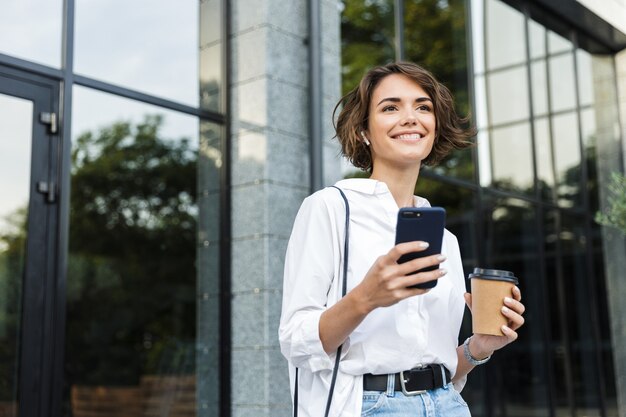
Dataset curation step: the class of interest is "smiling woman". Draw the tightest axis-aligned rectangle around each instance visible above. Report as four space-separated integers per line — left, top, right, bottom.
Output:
279 62 525 417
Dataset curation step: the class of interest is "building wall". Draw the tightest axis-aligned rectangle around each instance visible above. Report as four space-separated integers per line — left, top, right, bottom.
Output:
576 0 626 36
229 1 341 415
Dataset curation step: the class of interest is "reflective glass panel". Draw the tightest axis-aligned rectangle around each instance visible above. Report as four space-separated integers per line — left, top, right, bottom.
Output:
576 50 594 107
487 66 530 125
482 195 549 416
548 52 576 113
64 86 222 416
341 0 394 95
0 0 62 67
548 30 572 55
531 59 548 117
0 93 33 417
534 117 555 201
490 122 534 194
529 19 546 60
200 0 224 113
560 212 602 417
543 209 571 417
551 112 582 208
486 0 526 70
75 1 200 106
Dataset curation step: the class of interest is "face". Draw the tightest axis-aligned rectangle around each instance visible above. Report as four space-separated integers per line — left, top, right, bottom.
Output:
364 73 436 173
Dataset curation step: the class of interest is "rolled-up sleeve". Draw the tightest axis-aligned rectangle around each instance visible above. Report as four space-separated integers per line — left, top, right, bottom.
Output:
279 192 348 372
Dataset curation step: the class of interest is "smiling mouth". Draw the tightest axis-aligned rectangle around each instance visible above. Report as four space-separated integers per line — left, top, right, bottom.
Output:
393 133 423 140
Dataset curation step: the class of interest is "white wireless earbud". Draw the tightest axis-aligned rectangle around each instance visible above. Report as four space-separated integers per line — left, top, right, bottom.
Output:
360 131 371 146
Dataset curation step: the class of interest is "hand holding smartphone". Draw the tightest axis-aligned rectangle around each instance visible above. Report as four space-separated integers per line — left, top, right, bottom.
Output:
395 207 446 289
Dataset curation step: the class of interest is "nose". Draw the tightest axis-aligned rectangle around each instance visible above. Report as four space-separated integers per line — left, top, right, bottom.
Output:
401 112 418 126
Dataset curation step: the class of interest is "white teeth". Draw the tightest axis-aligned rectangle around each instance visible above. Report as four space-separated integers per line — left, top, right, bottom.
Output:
395 133 422 140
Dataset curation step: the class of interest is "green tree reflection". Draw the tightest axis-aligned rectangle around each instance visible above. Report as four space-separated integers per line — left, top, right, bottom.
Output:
66 115 197 385
0 208 26 402
341 0 474 180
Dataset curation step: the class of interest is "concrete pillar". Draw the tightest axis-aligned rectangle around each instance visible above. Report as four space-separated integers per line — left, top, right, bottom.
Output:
228 1 341 415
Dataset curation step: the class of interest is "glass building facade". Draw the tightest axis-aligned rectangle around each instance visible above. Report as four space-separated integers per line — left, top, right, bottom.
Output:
0 1 625 417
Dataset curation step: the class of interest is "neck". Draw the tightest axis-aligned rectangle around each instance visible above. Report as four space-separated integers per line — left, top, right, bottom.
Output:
370 163 421 208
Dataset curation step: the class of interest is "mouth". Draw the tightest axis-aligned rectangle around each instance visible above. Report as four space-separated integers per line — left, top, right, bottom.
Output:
392 133 423 141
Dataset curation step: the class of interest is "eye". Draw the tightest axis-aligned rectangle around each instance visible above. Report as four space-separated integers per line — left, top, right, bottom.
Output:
416 104 432 112
382 105 398 112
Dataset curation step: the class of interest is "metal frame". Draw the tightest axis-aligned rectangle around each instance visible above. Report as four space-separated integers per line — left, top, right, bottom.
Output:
219 0 232 416
0 66 60 417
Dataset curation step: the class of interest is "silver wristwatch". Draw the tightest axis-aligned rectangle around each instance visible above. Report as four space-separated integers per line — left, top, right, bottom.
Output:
463 337 491 366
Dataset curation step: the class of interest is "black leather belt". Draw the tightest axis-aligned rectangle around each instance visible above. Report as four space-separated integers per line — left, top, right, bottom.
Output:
363 364 451 395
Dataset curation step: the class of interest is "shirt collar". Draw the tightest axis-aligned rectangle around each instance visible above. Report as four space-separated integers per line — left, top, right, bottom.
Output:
334 178 388 194
334 178 431 208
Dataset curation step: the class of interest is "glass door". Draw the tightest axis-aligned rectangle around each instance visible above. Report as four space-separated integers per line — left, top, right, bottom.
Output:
0 67 61 417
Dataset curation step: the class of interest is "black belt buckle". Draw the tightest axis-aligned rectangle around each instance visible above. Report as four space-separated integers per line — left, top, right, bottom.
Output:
399 364 427 396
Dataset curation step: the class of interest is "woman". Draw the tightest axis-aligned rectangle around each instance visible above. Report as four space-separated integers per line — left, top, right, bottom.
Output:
279 62 525 416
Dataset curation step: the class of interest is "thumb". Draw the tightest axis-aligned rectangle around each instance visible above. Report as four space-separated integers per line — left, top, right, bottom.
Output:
464 292 472 312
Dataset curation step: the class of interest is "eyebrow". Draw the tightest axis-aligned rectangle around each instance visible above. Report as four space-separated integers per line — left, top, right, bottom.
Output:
376 97 432 106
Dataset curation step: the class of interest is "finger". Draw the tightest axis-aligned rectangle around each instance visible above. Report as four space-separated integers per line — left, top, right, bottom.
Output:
388 241 431 262
504 296 526 315
396 253 446 276
501 325 518 342
501 305 525 330
512 286 522 301
402 267 446 289
464 292 472 311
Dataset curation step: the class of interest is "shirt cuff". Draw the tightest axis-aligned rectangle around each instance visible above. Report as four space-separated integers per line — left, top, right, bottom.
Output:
290 310 351 373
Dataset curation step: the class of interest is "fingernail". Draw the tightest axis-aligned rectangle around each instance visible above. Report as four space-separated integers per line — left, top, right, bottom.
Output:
439 268 448 276
502 306 509 314
437 254 447 262
419 241 429 249
501 325 508 333
504 297 513 304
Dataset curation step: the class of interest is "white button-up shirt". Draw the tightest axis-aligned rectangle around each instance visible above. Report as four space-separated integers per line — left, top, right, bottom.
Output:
279 178 467 417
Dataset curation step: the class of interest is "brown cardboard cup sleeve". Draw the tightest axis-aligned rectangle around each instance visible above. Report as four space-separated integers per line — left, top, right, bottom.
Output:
468 268 519 336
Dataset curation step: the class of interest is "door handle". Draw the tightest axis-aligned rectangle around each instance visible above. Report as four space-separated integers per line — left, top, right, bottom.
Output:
37 181 56 203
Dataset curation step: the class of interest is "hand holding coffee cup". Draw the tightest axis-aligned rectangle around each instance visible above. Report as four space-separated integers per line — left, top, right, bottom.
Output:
468 268 519 336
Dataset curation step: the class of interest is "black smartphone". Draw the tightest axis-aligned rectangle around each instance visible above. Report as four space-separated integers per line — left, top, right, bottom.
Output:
395 207 446 289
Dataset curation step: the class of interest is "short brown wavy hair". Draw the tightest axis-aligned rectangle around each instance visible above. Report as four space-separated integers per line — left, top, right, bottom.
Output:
333 61 476 171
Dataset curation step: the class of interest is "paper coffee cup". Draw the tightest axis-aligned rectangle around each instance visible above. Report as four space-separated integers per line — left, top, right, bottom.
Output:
468 268 519 336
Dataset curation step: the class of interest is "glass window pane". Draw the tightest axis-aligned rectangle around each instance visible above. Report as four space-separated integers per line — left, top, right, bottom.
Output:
483 196 550 417
64 86 223 416
491 122 534 194
0 0 62 67
560 212 602 416
488 66 529 125
75 1 200 106
340 0 394 95
531 59 548 116
534 117 555 201
200 0 224 113
529 19 546 60
552 112 582 208
486 0 526 70
549 52 576 113
548 30 572 55
0 93 33 417
576 50 594 107
543 209 574 417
